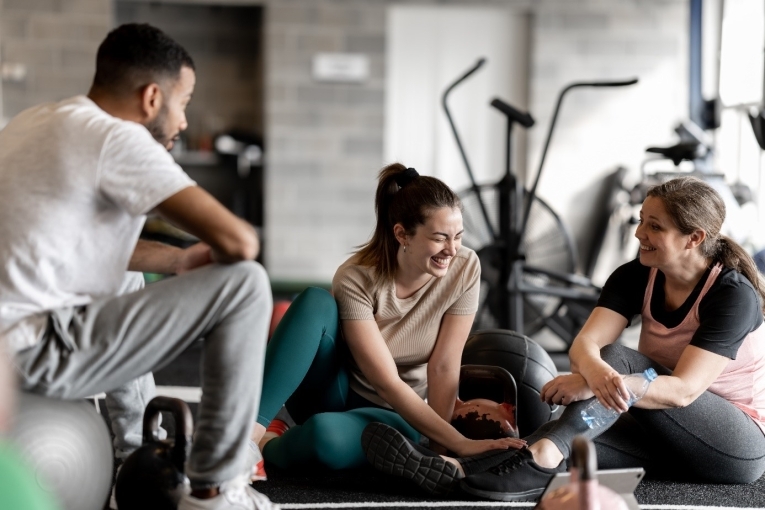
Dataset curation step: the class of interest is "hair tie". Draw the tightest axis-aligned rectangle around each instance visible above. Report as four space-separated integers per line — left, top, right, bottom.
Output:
394 167 419 188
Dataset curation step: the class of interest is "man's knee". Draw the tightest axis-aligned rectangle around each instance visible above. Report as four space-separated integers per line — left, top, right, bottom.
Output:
226 261 269 293
220 261 272 314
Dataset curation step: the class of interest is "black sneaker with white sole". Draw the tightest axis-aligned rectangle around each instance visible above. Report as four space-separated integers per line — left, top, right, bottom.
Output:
361 422 461 496
459 447 565 502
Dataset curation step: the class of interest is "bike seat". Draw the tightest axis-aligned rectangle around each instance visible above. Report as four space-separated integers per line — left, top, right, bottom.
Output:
645 142 703 166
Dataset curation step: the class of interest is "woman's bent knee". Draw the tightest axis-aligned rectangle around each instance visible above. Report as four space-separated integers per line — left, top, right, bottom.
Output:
294 287 337 316
303 413 365 469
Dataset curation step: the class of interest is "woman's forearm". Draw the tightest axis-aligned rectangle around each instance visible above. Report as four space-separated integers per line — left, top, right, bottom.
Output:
378 380 466 450
427 365 460 422
569 333 608 376
632 375 689 409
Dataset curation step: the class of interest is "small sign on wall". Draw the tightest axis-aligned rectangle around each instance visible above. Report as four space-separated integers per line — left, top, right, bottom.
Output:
312 53 370 83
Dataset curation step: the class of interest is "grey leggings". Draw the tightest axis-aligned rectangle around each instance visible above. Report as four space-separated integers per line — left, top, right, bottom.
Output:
13 262 271 488
526 343 765 484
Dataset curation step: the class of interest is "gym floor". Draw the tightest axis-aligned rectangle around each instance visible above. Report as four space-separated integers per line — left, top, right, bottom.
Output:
140 344 765 510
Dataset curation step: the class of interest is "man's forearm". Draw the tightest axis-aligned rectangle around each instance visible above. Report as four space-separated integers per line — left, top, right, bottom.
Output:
128 239 183 274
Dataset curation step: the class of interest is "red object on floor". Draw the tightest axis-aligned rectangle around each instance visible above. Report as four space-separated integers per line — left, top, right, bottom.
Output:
269 300 291 339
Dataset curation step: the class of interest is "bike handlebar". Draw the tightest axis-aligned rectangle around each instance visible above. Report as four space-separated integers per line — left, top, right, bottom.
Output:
490 98 535 128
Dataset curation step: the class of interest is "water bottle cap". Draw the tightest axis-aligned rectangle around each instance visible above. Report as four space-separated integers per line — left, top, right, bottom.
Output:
643 368 658 382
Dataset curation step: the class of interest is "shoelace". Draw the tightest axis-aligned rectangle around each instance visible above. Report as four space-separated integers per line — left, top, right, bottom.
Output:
490 452 528 475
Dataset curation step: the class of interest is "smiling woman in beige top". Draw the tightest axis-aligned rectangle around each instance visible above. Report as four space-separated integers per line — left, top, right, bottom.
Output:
248 163 525 482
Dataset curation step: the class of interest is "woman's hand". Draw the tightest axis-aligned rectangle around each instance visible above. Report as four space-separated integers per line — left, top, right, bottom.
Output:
580 361 631 413
540 373 594 406
567 307 631 411
452 436 527 457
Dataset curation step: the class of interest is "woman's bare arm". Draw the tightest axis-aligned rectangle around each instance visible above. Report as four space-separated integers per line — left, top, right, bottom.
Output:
342 319 525 457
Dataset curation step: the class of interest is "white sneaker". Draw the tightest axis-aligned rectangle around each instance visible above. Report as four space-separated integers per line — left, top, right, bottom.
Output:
178 474 279 510
248 440 267 482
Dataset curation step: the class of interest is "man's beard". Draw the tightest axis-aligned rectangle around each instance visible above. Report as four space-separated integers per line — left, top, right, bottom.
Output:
146 102 175 149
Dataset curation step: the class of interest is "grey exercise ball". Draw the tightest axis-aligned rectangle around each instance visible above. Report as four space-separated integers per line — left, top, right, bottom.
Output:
8 393 113 510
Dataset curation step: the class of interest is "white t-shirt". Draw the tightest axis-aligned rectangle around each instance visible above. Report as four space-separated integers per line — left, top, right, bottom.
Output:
0 96 195 352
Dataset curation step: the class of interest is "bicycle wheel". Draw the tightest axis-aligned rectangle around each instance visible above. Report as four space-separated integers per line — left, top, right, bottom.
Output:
459 183 579 336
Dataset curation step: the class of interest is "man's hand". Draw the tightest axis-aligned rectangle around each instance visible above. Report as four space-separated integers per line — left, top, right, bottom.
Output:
209 230 260 264
176 242 213 274
156 187 259 262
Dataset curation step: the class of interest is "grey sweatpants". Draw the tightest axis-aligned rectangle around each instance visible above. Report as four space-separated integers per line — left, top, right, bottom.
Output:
527 343 765 484
14 261 272 487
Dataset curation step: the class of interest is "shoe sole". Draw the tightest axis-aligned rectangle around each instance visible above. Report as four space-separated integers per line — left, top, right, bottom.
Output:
459 480 544 502
361 422 460 496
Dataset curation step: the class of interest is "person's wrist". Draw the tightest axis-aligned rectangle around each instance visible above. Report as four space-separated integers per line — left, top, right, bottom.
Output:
452 436 472 457
172 249 185 274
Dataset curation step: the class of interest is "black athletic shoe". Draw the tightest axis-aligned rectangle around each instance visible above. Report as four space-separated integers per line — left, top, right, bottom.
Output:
459 447 565 501
361 422 461 495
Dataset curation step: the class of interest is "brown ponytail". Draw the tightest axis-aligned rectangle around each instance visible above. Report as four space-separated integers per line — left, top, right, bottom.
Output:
355 163 461 282
715 236 765 310
647 177 765 311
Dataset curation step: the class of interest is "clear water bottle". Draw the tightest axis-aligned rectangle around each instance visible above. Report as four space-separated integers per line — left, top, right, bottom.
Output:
581 368 658 429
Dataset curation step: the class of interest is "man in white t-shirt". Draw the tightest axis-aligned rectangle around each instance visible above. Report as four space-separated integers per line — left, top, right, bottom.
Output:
0 24 275 510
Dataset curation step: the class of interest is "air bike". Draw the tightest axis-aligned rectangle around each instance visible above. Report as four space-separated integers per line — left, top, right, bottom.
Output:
443 58 637 355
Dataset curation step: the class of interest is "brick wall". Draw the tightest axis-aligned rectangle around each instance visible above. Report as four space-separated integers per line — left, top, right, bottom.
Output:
0 0 689 283
116 2 264 148
263 0 389 281
0 0 112 118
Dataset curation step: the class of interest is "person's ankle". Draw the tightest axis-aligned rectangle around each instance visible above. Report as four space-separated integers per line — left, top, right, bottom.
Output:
259 418 289 450
441 456 465 478
258 431 278 451
529 439 564 469
251 422 267 445
190 487 220 499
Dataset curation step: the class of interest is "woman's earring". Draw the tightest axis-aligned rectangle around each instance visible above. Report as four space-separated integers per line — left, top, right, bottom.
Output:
403 245 407 253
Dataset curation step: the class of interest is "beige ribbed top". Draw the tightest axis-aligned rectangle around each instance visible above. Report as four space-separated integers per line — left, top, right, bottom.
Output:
331 246 480 407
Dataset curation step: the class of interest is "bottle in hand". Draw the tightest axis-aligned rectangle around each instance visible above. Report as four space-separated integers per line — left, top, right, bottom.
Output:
580 368 658 429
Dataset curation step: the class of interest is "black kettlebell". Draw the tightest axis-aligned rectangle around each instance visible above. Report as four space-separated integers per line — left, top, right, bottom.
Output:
115 396 194 510
451 364 519 440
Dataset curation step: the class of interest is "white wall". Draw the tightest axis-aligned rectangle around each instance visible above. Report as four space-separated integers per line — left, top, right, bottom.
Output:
385 6 530 190
716 0 765 249
528 0 689 269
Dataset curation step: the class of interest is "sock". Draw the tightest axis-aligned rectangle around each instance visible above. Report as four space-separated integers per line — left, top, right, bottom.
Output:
259 419 289 450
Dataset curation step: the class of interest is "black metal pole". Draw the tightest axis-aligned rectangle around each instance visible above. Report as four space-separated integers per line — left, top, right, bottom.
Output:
498 119 514 330
518 79 638 255
442 58 496 240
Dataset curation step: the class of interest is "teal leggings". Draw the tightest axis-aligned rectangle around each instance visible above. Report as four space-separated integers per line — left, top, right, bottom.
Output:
256 287 419 470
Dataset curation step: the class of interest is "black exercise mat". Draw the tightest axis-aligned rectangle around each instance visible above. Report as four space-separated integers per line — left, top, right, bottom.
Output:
254 466 765 509
151 344 765 508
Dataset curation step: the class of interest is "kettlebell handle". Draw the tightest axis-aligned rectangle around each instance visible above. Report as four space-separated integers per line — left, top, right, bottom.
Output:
459 364 518 406
143 396 194 474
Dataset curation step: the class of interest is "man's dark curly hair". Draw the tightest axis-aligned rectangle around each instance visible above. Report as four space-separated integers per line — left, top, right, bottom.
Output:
91 23 195 95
